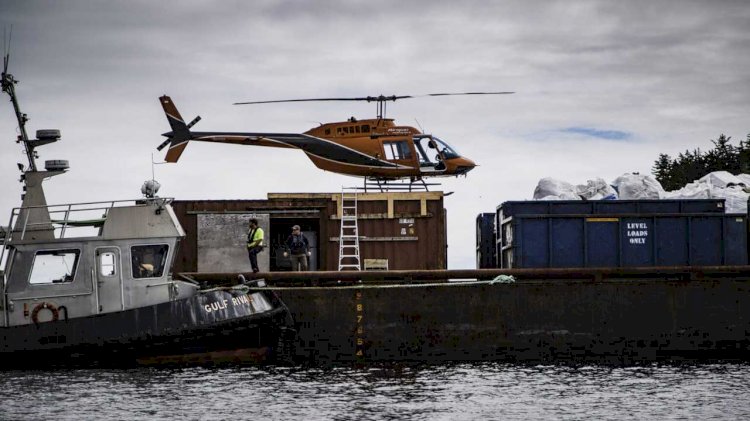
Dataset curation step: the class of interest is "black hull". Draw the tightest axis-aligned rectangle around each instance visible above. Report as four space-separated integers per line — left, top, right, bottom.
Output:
0 289 293 368
267 277 750 365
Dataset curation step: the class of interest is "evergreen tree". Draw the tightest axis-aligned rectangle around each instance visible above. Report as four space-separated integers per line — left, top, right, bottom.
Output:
652 133 749 191
652 153 676 190
740 134 750 174
706 134 737 173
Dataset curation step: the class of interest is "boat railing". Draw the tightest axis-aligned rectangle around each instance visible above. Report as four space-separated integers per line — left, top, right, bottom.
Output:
0 197 173 265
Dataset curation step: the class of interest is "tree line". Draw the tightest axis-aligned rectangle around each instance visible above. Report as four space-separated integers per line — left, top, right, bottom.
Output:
652 134 750 191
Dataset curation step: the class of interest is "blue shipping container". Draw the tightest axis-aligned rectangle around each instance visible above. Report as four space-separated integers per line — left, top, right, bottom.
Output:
500 213 747 268
476 213 496 268
498 199 726 221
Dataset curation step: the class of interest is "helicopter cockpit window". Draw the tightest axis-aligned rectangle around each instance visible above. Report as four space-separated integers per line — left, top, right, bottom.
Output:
131 244 169 279
413 137 435 166
28 249 80 284
383 141 412 160
430 137 460 159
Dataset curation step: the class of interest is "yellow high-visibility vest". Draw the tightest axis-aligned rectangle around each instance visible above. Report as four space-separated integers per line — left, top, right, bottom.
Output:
247 227 264 248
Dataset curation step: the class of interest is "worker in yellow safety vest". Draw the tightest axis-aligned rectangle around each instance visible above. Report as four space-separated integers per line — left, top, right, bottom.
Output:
246 218 265 273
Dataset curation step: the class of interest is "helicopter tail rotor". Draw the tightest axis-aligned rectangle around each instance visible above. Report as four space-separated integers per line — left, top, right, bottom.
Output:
158 95 199 162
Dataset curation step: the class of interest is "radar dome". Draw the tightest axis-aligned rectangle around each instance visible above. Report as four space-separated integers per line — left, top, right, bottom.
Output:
141 180 161 198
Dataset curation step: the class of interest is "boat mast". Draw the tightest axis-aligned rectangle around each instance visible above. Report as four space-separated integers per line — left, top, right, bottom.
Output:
1 33 67 242
1 34 37 171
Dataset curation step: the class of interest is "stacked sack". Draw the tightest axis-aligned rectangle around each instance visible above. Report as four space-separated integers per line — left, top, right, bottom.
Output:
533 177 618 201
532 170 750 214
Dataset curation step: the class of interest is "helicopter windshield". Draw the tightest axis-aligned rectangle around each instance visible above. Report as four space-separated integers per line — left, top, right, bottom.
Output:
412 135 461 172
430 137 461 159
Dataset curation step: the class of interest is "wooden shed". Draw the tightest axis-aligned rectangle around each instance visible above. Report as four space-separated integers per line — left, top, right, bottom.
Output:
170 191 447 273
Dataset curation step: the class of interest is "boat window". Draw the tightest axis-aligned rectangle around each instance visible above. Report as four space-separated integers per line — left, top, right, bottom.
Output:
131 244 169 279
99 251 116 277
29 249 80 284
383 141 412 160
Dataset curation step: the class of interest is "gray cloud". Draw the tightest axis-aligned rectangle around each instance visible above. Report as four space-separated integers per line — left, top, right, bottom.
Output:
0 0 748 268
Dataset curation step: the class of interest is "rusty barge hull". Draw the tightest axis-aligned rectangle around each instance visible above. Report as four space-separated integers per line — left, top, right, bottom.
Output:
185 266 750 364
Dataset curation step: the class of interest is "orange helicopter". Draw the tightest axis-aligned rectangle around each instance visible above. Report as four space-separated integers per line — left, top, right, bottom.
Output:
157 92 512 189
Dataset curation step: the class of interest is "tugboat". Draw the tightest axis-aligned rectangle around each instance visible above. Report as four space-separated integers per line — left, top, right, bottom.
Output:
0 53 295 367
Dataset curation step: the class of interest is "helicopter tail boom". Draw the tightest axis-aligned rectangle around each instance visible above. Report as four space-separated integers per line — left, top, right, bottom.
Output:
158 95 194 162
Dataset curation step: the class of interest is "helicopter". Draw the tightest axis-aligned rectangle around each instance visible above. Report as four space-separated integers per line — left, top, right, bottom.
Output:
157 92 513 190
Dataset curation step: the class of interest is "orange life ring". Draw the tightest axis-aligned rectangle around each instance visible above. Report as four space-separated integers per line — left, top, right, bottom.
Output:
31 302 59 324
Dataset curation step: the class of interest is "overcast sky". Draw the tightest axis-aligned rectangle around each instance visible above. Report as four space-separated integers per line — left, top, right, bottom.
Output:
1 0 749 268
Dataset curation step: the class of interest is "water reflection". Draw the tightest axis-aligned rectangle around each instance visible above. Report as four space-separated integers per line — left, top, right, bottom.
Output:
1 363 749 420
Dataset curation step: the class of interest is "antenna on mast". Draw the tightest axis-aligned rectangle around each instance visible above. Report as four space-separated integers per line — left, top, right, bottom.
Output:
143 153 166 199
3 25 11 74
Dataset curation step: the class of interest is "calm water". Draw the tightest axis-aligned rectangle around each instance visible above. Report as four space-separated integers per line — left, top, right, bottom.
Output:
1 363 749 420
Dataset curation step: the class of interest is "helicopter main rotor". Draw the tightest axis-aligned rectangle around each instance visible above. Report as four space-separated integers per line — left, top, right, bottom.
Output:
234 91 514 119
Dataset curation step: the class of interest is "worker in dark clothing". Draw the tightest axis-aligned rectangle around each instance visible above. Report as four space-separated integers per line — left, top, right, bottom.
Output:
246 218 264 273
283 225 310 271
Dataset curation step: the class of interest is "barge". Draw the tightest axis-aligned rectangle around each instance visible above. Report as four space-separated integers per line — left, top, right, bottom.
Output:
167 192 750 364
183 266 750 364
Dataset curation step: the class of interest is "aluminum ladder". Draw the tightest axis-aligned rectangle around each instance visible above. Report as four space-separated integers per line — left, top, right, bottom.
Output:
338 189 361 271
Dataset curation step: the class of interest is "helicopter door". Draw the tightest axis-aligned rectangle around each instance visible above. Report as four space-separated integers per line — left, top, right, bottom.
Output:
96 247 124 313
380 138 418 167
415 136 446 173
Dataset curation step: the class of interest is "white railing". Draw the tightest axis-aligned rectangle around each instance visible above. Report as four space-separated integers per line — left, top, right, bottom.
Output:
0 197 173 267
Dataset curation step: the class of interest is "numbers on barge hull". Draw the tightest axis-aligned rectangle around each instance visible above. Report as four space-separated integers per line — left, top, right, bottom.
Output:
355 291 365 358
